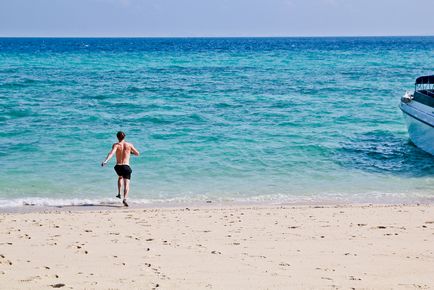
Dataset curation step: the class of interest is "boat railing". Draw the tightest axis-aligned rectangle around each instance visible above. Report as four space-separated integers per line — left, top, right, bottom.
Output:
415 83 434 91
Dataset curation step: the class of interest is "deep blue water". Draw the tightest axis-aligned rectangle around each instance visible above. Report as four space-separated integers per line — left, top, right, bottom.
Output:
1 37 434 207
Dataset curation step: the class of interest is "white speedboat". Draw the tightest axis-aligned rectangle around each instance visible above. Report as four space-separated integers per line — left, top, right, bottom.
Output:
400 75 434 155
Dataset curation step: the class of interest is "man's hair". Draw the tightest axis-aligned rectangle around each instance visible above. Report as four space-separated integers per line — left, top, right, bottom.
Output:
117 131 126 141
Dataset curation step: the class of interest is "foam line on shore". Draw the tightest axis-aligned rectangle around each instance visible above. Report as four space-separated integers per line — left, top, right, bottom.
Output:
0 192 433 209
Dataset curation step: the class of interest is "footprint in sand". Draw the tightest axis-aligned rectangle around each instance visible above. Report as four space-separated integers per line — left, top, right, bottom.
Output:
20 275 41 282
0 254 13 266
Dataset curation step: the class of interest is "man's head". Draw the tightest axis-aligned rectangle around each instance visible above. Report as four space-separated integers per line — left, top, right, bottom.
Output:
117 131 126 141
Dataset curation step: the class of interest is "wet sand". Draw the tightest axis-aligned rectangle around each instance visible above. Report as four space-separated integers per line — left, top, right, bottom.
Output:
0 204 433 289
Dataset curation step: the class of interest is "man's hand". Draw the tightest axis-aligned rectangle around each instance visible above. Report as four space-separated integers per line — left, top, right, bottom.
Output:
101 161 107 167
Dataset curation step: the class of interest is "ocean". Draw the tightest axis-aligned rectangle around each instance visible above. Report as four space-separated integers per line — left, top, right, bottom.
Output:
1 37 434 207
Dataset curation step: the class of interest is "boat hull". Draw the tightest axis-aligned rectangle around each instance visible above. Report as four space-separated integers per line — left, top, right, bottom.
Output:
400 101 434 155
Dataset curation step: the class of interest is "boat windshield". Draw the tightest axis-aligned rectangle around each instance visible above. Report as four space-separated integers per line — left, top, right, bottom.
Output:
415 75 434 91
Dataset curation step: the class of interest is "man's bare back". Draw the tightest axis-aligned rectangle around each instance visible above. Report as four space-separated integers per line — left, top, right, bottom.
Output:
113 141 139 165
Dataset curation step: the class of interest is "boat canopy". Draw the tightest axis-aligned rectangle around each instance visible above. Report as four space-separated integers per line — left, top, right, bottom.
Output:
415 75 434 85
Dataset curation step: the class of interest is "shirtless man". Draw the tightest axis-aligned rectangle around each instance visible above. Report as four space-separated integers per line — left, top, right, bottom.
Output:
101 131 139 207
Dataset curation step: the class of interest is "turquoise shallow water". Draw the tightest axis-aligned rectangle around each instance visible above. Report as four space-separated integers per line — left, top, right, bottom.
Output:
1 37 434 207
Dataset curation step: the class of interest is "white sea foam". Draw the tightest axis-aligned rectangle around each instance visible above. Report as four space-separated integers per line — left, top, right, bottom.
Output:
0 191 431 209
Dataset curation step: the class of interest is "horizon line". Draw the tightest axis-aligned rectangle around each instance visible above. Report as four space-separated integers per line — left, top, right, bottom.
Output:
0 34 433 39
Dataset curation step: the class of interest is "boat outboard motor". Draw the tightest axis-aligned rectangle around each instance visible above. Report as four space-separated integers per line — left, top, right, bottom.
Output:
401 91 413 103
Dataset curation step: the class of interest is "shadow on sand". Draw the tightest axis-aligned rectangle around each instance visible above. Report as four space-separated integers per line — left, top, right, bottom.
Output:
53 203 126 209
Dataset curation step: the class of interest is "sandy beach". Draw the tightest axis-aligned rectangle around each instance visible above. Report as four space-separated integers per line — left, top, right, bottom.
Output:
0 203 433 289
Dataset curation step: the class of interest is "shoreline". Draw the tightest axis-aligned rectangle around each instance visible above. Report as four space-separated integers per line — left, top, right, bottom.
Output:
1 196 434 214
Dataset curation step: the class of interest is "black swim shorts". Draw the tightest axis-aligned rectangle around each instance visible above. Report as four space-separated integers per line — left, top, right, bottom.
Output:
114 165 132 180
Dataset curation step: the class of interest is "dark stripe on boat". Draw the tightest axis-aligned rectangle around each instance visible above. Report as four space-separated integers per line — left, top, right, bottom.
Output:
400 106 434 128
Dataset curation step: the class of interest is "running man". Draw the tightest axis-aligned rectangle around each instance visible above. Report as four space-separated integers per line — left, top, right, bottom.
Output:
101 131 139 207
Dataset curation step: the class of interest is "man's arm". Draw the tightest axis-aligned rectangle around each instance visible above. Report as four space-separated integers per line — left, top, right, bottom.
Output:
130 144 140 156
101 144 117 166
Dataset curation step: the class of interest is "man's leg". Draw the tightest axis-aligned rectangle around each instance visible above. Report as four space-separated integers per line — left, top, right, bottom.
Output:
123 178 130 199
116 176 123 199
123 178 130 206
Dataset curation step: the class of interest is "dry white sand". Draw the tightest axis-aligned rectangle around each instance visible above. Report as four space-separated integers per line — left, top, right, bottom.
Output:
0 204 433 289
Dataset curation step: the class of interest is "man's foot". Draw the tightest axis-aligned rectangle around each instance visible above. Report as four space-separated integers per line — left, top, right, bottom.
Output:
116 193 121 199
123 199 129 207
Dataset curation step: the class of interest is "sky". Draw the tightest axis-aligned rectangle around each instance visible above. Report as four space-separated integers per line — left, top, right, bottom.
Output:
0 0 433 37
